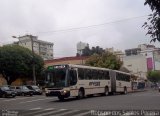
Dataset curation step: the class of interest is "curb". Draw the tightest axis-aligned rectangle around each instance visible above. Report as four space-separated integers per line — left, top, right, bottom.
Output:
130 89 148 93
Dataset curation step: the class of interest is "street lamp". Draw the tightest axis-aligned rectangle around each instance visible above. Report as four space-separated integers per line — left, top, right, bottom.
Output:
12 35 36 85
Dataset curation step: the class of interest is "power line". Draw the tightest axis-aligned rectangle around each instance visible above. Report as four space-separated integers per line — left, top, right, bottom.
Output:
36 15 148 34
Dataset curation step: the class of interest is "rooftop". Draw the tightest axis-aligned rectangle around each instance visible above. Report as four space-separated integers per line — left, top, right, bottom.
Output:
44 56 89 64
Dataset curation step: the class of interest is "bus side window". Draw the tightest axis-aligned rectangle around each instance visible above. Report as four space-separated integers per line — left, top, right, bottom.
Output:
105 71 110 80
85 69 92 80
99 70 103 80
78 68 84 80
116 73 121 81
69 70 77 85
126 75 130 82
92 70 97 80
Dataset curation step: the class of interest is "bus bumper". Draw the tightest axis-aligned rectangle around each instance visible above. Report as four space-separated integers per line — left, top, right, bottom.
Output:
45 90 70 98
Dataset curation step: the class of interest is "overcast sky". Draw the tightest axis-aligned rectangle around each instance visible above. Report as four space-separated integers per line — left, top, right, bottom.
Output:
0 0 159 58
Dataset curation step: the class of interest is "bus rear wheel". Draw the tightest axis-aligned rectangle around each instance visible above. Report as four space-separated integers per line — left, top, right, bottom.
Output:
103 87 109 96
123 87 127 94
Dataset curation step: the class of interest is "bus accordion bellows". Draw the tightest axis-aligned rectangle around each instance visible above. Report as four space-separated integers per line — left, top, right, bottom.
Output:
44 64 132 101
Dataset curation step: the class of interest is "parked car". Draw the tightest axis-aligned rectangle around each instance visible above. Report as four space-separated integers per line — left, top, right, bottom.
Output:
10 86 18 94
26 85 42 95
10 86 34 96
0 86 16 98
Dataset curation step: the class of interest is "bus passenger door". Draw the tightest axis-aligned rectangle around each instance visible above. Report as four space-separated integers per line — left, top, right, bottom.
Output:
110 70 116 93
68 68 78 96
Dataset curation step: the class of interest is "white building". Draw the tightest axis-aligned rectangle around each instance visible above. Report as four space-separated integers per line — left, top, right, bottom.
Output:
123 44 160 80
77 41 89 55
123 55 147 79
138 44 155 51
16 35 54 60
138 44 160 71
140 49 160 71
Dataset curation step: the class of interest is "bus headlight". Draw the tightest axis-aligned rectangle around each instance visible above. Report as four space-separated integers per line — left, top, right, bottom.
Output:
45 90 50 93
61 90 68 95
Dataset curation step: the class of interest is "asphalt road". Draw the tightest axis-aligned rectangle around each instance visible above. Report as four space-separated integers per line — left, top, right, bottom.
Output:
0 89 160 116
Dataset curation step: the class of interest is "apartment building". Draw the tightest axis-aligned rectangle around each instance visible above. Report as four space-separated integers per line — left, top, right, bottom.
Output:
77 41 89 55
16 35 54 60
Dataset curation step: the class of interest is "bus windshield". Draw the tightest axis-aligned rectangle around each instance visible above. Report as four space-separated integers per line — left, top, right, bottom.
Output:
45 68 67 88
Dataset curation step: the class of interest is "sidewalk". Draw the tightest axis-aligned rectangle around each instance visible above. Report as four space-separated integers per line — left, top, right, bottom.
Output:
130 88 148 93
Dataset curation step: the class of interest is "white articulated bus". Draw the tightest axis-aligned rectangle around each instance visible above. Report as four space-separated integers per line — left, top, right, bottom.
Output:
45 64 131 100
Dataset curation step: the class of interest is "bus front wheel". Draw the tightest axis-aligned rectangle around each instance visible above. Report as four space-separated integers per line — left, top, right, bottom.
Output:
103 87 109 96
77 89 84 99
58 96 64 101
123 87 127 94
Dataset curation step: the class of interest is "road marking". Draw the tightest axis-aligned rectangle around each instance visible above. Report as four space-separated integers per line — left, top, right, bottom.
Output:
34 109 67 116
74 111 91 116
0 98 6 101
22 108 54 116
54 109 80 116
44 108 55 111
2 97 36 102
59 109 67 111
2 96 50 102
30 107 42 110
19 98 54 104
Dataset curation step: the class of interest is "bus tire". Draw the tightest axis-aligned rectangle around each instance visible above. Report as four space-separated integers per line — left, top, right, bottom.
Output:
77 89 84 99
58 96 64 101
103 87 109 96
123 87 127 94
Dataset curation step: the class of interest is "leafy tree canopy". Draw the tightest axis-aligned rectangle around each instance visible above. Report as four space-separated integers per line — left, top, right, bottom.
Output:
85 52 122 70
147 70 160 83
143 0 160 42
0 45 44 85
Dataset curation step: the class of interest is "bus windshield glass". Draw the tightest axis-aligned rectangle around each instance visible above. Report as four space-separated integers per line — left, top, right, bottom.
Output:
45 68 67 88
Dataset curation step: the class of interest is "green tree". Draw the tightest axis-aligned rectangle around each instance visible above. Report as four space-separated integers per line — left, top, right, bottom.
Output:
143 0 160 42
0 45 44 85
147 70 160 83
85 52 122 70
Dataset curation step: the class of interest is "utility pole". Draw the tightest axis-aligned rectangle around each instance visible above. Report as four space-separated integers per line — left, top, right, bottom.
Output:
30 35 36 85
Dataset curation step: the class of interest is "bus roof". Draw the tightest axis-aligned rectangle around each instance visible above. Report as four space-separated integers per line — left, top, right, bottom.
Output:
112 69 131 75
47 64 131 75
66 64 111 71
